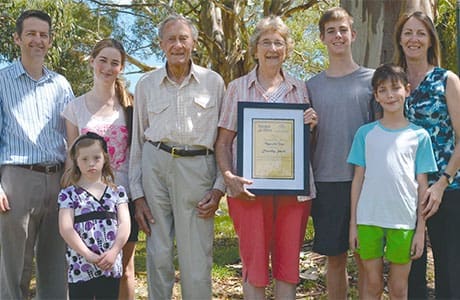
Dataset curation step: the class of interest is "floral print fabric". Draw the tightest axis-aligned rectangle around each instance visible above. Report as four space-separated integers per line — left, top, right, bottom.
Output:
405 67 459 190
58 185 128 283
61 96 131 195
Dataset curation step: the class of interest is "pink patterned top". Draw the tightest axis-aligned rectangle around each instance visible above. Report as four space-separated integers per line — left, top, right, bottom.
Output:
62 96 130 195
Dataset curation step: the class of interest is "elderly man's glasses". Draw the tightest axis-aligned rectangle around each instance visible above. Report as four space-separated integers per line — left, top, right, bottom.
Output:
258 39 286 49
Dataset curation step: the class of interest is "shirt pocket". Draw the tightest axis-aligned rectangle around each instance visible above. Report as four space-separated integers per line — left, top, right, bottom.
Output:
147 98 170 115
193 95 216 110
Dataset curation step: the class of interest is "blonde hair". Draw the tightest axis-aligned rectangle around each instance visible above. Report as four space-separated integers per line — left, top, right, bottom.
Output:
61 132 115 188
249 16 294 63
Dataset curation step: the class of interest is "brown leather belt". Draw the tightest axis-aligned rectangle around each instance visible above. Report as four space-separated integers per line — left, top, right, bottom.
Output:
14 163 63 174
149 141 213 157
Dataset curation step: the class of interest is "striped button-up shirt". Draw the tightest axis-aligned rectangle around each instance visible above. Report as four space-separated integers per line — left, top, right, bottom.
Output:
0 60 74 166
129 62 225 199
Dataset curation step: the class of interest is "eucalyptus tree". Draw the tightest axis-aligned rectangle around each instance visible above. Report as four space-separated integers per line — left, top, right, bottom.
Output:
0 0 113 95
86 0 336 83
341 0 457 73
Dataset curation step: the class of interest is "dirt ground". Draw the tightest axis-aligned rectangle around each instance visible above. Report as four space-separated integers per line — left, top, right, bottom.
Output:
135 241 435 299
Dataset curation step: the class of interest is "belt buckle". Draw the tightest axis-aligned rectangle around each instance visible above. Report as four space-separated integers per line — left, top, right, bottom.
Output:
171 147 181 158
44 164 55 174
44 164 59 174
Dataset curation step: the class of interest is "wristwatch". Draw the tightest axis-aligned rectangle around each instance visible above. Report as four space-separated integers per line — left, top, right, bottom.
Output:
442 171 454 185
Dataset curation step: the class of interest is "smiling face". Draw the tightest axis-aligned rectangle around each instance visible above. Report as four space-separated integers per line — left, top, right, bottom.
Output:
90 46 123 85
14 17 52 62
399 16 431 62
159 20 195 68
254 30 287 69
374 79 410 114
320 18 355 56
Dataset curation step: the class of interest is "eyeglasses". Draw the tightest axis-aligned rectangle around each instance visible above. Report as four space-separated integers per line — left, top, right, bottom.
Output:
258 39 286 49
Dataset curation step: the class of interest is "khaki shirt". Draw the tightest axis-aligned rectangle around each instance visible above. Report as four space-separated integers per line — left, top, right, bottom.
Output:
129 62 225 199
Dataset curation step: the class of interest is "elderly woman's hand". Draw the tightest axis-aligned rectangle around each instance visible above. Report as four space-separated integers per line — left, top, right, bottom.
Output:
224 172 256 201
304 107 318 129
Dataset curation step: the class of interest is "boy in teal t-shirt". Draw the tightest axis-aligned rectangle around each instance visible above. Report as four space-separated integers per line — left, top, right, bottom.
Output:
347 64 437 299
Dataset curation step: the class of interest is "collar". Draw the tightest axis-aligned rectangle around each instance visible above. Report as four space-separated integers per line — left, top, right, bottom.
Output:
12 60 51 81
159 60 200 86
247 66 296 91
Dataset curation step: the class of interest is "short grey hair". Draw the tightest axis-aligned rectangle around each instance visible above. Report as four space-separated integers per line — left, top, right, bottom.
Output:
158 14 198 41
248 16 294 62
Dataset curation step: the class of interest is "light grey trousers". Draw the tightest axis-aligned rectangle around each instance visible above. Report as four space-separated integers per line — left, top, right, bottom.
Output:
141 142 216 300
0 165 67 300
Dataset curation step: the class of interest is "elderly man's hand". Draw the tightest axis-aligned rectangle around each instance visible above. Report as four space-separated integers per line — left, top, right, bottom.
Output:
197 189 224 218
134 197 155 236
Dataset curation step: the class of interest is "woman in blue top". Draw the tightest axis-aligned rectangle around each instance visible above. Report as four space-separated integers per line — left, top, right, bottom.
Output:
394 11 460 299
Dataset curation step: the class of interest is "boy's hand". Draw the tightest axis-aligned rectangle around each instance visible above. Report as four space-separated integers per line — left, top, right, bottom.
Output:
349 225 359 252
410 231 425 260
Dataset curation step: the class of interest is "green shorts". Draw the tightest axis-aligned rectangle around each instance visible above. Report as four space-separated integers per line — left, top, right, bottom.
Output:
357 225 414 264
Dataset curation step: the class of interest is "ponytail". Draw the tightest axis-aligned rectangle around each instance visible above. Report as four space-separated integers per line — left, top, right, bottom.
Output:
114 78 134 145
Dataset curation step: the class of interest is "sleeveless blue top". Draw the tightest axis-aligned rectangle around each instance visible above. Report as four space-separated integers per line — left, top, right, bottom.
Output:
405 67 459 190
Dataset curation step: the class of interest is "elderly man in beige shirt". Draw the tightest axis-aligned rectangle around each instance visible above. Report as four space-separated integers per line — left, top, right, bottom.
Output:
129 14 225 300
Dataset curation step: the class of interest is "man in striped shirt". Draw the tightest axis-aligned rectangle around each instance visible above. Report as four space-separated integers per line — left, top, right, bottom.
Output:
0 10 74 299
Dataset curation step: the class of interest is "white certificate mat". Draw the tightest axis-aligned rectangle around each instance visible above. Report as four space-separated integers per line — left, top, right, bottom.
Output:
237 102 310 195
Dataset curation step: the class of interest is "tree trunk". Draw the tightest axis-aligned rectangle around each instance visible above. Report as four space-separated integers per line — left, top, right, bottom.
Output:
197 0 252 84
341 0 436 68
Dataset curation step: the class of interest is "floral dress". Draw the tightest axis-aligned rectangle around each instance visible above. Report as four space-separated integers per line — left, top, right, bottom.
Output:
58 185 128 283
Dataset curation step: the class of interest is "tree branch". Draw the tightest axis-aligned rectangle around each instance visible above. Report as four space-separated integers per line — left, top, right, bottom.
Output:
126 54 156 72
283 0 322 18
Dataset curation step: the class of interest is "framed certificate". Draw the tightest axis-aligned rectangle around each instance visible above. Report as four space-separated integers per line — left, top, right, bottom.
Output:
237 101 310 195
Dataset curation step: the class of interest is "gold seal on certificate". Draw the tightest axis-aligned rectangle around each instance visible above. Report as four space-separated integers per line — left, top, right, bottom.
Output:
253 119 294 179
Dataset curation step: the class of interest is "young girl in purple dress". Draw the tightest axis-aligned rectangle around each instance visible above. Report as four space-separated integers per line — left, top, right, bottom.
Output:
61 38 138 299
58 132 130 299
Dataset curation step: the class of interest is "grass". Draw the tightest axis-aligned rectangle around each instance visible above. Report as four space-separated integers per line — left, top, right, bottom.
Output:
133 199 435 299
132 201 330 299
27 198 434 299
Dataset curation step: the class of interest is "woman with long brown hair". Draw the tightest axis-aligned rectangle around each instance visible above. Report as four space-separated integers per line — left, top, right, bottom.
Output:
62 38 138 300
394 11 460 299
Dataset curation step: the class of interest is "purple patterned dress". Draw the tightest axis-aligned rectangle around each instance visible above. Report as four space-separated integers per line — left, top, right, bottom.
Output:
58 185 128 283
